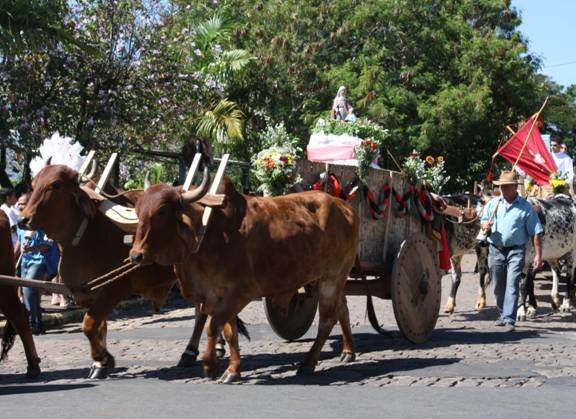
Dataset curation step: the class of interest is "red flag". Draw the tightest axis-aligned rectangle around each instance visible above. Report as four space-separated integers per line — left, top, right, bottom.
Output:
494 115 557 185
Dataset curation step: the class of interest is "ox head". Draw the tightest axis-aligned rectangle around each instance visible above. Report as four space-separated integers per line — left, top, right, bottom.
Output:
18 165 97 240
129 167 212 266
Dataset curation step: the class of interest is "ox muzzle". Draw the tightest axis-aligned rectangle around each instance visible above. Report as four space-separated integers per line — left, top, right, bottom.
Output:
129 249 151 266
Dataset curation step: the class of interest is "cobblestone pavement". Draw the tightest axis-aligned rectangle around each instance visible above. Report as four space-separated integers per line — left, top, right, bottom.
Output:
2 255 576 389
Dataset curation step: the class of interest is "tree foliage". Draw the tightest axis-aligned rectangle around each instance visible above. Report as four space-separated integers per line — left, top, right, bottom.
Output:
218 0 557 189
1 0 575 191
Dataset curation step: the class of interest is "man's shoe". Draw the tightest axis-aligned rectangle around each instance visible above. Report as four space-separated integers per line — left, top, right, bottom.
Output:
494 319 506 327
502 323 515 332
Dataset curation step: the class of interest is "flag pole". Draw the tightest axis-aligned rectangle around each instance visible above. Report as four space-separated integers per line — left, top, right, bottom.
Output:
511 96 549 172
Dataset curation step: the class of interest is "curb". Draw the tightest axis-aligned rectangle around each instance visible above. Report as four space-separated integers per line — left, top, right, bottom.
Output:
0 297 151 333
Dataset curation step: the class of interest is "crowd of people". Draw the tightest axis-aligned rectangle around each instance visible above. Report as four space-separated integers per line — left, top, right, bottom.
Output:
0 186 70 336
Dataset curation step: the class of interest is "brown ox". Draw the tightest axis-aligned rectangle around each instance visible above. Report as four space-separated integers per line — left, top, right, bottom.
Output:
0 211 41 378
129 172 359 382
18 165 208 378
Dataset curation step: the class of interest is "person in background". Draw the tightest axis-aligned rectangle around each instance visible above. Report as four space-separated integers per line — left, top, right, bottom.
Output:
47 243 70 308
550 137 574 195
481 170 543 332
17 193 52 335
0 187 19 255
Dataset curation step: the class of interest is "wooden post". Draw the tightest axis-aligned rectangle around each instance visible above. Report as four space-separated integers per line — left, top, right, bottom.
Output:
183 153 202 191
0 274 71 295
95 153 118 194
324 162 330 192
201 154 229 226
381 171 394 266
77 150 96 179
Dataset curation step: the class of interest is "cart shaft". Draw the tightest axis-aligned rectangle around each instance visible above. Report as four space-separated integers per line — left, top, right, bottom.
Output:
0 274 71 295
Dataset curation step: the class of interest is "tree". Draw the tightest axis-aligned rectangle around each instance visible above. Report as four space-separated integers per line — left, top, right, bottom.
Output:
214 0 545 189
1 1 251 184
0 0 73 54
539 78 576 147
0 0 76 184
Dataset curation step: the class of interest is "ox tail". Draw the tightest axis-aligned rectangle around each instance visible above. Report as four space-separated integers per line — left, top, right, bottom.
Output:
0 321 17 362
236 316 251 341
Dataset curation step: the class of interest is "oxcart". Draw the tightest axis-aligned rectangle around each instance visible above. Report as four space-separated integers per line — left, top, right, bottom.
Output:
1 154 443 347
263 161 443 344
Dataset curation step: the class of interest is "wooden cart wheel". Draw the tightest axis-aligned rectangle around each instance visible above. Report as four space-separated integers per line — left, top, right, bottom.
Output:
264 286 318 341
391 232 441 344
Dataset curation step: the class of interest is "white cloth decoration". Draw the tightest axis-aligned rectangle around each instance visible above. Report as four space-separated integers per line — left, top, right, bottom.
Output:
29 132 86 178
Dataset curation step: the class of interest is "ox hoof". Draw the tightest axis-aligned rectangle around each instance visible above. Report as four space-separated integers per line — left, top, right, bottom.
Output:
26 364 41 379
516 314 526 322
296 365 316 376
88 366 109 379
560 302 573 313
476 301 486 311
551 299 561 312
339 352 356 363
443 305 454 314
177 352 198 368
203 366 220 380
219 370 241 384
526 307 537 319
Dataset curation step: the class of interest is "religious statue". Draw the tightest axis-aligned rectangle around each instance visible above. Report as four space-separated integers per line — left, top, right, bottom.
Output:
331 86 353 121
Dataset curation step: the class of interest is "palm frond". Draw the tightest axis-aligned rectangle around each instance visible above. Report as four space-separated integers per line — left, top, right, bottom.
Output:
196 99 245 144
207 49 254 78
195 15 225 47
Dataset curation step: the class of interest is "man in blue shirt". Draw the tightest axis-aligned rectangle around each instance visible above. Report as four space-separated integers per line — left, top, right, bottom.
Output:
481 170 543 331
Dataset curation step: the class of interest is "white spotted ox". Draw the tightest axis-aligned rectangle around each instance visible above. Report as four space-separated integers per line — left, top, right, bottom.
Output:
441 194 490 314
517 195 576 321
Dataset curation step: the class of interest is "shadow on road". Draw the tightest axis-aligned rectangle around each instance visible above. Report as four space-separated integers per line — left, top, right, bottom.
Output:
0 382 95 395
139 314 196 326
114 352 461 386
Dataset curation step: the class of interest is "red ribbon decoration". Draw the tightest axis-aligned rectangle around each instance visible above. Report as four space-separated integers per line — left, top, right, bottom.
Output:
312 173 342 198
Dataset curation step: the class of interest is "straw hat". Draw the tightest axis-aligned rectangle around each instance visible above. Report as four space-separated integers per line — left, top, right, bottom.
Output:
493 170 521 186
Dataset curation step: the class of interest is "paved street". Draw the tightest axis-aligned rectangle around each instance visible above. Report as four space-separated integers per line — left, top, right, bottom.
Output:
2 254 576 417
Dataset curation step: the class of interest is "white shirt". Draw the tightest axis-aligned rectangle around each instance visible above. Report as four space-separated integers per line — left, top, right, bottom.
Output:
552 151 574 193
0 203 19 246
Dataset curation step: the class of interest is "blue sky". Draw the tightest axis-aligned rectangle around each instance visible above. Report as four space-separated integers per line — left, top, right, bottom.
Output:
513 0 576 88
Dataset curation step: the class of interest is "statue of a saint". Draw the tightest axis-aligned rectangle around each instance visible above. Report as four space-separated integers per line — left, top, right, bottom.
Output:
331 86 353 121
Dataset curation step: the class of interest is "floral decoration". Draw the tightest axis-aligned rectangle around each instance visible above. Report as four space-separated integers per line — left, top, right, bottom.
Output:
402 153 450 193
354 138 381 183
252 123 302 196
550 171 569 194
313 117 390 146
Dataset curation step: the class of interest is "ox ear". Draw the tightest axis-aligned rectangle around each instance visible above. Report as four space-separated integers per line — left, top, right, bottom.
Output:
74 190 97 218
197 193 226 208
176 212 199 250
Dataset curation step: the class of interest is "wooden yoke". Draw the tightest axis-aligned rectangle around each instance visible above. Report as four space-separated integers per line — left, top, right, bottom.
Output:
95 153 118 194
186 154 229 253
77 150 96 182
202 154 230 223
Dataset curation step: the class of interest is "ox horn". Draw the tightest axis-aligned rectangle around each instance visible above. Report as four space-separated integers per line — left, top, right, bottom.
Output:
85 159 97 180
144 171 151 191
78 159 97 183
45 156 53 166
180 166 211 205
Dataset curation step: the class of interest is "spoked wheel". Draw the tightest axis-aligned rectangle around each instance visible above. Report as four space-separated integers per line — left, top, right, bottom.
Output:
391 232 442 344
264 285 318 341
